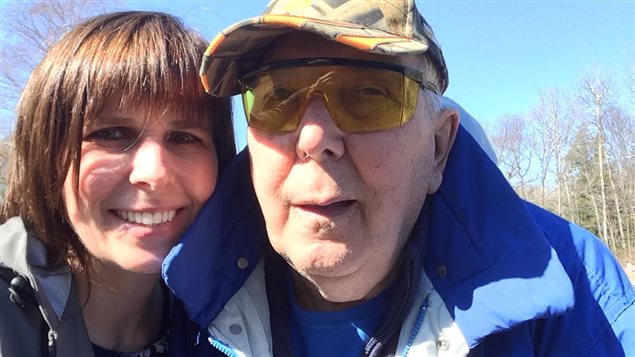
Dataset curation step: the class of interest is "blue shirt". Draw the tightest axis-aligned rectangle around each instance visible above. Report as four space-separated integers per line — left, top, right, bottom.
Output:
289 278 394 357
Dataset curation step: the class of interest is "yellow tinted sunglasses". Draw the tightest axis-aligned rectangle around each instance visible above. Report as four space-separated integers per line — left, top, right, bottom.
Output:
238 58 439 133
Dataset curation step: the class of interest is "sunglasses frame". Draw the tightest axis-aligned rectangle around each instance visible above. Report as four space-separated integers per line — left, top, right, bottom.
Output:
238 57 440 95
238 57 440 133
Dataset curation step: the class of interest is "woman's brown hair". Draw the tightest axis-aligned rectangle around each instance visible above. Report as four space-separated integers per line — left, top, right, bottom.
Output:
1 11 235 270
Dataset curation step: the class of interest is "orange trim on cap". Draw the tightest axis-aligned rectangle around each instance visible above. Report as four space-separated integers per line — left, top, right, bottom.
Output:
200 73 212 94
204 33 227 56
336 35 404 51
261 14 306 27
201 33 227 92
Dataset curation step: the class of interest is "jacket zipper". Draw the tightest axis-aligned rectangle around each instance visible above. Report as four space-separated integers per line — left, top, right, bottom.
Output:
47 329 57 357
364 257 415 356
400 295 430 356
208 332 239 357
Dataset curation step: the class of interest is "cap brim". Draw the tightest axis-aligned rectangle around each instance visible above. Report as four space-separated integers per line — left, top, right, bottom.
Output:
200 14 431 97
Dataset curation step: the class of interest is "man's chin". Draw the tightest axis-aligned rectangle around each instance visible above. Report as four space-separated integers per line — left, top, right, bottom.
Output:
296 265 375 301
293 252 357 279
290 273 375 311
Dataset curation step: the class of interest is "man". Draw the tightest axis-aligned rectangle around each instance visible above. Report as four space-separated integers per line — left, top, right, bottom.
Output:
164 0 634 355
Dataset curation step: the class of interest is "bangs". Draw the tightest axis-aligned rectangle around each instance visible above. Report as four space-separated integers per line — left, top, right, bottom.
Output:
73 12 211 123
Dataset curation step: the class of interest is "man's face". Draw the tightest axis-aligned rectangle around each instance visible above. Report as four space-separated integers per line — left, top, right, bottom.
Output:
247 33 458 305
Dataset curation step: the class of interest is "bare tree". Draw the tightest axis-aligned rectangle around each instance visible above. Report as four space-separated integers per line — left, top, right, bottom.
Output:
1 0 122 126
604 105 634 258
575 70 630 251
490 114 534 198
529 88 577 211
0 0 123 199
577 71 608 242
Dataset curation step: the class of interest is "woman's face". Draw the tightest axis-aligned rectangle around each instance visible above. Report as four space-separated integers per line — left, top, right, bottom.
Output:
63 103 218 274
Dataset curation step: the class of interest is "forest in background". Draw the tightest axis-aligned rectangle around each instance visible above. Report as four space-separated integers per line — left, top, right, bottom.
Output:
489 67 634 273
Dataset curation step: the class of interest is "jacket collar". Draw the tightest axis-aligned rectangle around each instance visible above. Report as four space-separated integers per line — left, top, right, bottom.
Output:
162 150 266 328
426 127 574 347
0 217 73 326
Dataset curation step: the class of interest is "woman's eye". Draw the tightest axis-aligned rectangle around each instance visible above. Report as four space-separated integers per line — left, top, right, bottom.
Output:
86 127 132 141
168 131 200 144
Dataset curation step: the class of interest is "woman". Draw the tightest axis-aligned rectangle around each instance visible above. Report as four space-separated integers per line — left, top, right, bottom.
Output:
0 11 234 356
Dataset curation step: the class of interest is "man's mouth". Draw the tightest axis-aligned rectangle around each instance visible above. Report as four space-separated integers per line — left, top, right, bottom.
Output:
296 200 356 215
115 210 177 226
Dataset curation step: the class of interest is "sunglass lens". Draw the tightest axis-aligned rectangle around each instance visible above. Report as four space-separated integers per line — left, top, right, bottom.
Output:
241 64 418 133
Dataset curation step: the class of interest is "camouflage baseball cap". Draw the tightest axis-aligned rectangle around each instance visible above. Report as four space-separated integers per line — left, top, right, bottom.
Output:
200 0 448 97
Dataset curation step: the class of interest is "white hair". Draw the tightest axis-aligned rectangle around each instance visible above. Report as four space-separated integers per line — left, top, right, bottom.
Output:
418 55 442 116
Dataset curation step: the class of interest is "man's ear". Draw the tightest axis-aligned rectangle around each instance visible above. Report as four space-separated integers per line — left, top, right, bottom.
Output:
428 108 459 194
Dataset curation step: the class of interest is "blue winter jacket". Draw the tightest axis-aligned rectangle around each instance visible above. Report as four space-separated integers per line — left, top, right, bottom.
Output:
163 125 634 356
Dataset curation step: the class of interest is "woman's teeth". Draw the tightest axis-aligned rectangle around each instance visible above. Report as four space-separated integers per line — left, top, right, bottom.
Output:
117 210 176 225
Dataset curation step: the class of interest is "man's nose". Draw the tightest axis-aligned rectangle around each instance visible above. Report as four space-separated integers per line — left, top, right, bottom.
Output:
295 94 345 161
129 139 173 190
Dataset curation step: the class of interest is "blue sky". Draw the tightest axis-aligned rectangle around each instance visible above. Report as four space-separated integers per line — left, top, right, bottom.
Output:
129 0 633 149
2 1 633 148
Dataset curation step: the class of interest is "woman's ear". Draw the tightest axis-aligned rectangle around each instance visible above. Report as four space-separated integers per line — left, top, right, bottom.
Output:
428 108 459 194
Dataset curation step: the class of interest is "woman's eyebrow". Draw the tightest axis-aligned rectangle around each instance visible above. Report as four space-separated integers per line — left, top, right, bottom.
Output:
88 115 130 126
86 115 211 130
169 119 211 130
